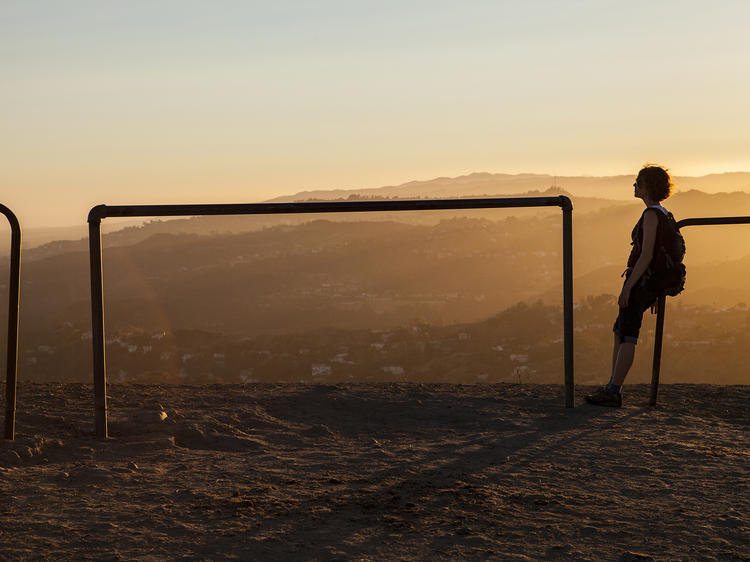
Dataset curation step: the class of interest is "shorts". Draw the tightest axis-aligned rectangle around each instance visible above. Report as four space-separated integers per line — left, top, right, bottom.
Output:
612 284 659 344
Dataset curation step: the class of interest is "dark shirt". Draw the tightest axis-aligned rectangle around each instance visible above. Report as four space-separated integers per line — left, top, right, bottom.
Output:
626 205 670 271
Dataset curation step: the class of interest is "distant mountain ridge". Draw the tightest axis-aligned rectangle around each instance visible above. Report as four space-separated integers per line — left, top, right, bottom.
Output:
11 187 620 261
267 171 750 203
11 186 750 265
6 171 750 258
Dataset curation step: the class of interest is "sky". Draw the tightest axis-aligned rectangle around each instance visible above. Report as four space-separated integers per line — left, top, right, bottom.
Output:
2 0 750 228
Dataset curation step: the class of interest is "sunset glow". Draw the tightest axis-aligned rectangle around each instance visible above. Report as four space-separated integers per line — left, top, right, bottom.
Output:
2 1 750 227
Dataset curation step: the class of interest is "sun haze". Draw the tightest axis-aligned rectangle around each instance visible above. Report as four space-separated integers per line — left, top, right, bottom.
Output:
2 1 750 227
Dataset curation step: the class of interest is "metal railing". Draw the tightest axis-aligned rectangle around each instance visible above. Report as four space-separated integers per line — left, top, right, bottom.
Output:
88 196 575 438
1 205 21 440
650 215 750 406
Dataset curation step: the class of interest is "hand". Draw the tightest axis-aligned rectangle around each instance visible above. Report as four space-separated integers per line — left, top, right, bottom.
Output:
618 285 631 308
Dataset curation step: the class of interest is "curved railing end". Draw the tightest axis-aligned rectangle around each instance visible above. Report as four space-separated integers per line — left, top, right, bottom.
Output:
0 204 21 232
558 195 573 211
88 205 107 223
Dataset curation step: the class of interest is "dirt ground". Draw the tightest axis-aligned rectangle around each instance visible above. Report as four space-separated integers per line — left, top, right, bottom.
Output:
1 382 748 560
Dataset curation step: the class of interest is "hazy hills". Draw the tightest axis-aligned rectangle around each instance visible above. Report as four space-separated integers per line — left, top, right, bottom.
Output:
14 218 563 335
9 187 621 263
6 187 750 340
268 171 750 202
9 187 750 268
4 176 750 385
6 170 750 259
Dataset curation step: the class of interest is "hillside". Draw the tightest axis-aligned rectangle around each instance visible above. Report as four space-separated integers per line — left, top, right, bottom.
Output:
4 189 750 385
11 218 565 335
9 189 750 334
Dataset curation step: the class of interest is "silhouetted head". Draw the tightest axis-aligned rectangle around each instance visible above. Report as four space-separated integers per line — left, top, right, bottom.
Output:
634 164 673 202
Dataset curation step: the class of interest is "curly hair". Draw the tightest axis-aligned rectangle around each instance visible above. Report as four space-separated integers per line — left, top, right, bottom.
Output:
637 164 673 201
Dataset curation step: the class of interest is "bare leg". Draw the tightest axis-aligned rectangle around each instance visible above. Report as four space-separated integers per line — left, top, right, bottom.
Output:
610 334 621 383
611 342 636 386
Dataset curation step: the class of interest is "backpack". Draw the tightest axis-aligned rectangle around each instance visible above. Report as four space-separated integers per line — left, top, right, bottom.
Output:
640 209 686 297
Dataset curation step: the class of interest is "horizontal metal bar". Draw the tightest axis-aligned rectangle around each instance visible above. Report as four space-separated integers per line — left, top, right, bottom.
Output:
677 216 750 229
88 196 572 222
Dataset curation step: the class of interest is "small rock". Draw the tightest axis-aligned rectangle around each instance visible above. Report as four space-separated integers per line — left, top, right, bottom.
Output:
128 462 139 471
130 410 168 424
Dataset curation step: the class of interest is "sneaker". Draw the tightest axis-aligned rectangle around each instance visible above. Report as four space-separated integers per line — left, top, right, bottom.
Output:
585 386 622 407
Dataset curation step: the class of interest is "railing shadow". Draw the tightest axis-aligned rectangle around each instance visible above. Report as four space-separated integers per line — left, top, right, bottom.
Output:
219 385 631 559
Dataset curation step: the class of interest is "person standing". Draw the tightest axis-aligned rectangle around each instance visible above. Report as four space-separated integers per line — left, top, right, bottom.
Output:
586 165 684 407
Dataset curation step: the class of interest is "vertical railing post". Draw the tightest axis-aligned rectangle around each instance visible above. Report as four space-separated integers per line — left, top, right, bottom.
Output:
561 197 575 408
88 210 108 439
2 205 21 440
650 295 666 406
651 216 750 405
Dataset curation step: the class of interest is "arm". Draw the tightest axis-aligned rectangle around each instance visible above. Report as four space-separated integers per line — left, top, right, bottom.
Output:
619 210 658 307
